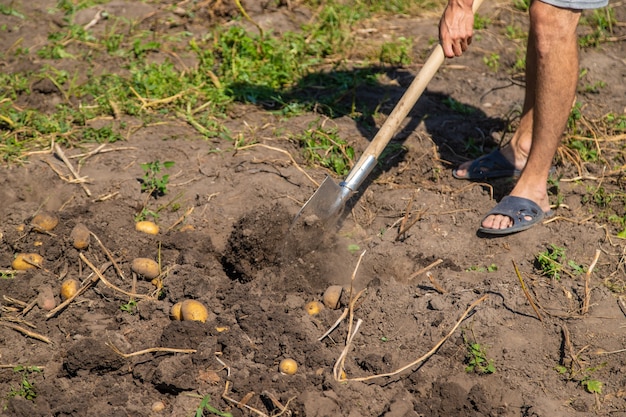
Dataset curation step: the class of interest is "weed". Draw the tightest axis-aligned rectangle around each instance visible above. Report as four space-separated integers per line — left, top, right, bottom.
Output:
0 5 25 19
535 244 585 280
465 264 498 272
120 299 138 314
483 53 500 72
82 126 123 143
556 362 606 394
535 244 566 279
140 161 175 197
442 97 474 115
5 366 42 405
473 14 491 30
380 37 412 66
194 394 233 417
463 332 495 374
294 124 355 176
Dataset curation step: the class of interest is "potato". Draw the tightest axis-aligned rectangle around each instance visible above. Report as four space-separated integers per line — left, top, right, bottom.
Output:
12 253 44 270
61 278 80 301
305 301 323 315
131 258 160 279
181 300 209 322
37 285 56 311
31 211 59 232
151 401 166 413
170 302 183 321
135 220 159 235
323 285 343 309
279 358 298 375
70 223 91 250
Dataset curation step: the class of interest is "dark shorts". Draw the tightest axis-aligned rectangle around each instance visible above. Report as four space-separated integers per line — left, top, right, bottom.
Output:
540 0 608 9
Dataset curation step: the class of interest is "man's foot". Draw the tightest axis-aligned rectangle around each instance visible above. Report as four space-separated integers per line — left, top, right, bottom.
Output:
453 146 527 180
479 195 553 235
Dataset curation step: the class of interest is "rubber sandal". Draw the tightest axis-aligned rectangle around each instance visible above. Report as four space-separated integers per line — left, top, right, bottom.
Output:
478 196 553 236
452 149 521 180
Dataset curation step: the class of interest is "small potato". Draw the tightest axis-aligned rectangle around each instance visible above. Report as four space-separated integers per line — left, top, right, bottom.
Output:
12 253 44 270
170 302 183 321
31 211 59 232
305 301 323 316
323 285 343 309
37 285 57 311
60 278 80 301
181 300 209 323
151 401 166 413
135 220 159 235
279 358 298 375
70 223 91 250
131 258 160 279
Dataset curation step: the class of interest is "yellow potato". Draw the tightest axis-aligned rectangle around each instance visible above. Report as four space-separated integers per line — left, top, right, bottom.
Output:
279 358 298 375
135 220 159 235
60 278 80 301
12 253 44 270
131 257 160 279
170 302 183 321
31 211 59 232
323 285 343 309
181 300 209 323
70 223 91 250
305 301 323 315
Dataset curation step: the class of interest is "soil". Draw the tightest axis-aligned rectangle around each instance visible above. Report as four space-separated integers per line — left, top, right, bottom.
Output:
1 1 626 417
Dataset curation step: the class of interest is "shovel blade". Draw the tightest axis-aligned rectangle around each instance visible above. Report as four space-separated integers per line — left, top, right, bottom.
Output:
292 176 350 228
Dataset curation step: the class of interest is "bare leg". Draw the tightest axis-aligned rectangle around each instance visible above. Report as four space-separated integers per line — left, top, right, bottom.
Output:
455 11 543 177
481 0 581 231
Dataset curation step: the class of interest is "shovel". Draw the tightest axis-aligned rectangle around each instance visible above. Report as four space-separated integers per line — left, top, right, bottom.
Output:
293 0 484 228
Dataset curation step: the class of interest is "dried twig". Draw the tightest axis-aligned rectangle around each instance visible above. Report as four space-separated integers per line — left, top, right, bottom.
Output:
0 321 52 344
341 295 489 382
106 341 196 358
512 260 543 322
53 144 92 196
426 271 447 294
46 262 113 319
90 232 126 281
79 253 153 300
582 249 601 315
408 259 443 281
235 143 318 187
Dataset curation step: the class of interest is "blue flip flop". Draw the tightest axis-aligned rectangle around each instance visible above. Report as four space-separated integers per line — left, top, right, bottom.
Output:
478 196 553 236
453 149 521 180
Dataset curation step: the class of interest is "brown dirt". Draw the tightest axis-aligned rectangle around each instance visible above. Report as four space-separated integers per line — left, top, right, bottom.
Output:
1 1 626 417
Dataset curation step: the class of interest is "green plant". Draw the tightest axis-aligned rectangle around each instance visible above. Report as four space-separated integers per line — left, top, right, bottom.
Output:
295 124 355 176
556 362 606 394
442 97 474 115
535 244 585 280
380 37 412 66
5 366 42 405
536 244 566 280
194 394 233 417
465 264 498 272
140 160 175 197
463 333 495 374
483 53 500 72
473 14 491 30
120 299 138 314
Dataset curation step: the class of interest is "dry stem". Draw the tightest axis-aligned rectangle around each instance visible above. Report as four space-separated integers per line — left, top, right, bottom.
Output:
338 294 489 382
53 144 92 196
512 260 543 322
582 249 601 315
0 321 52 344
106 341 196 358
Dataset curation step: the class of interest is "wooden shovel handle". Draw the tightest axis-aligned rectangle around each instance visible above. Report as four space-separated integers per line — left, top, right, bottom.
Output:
345 0 485 182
